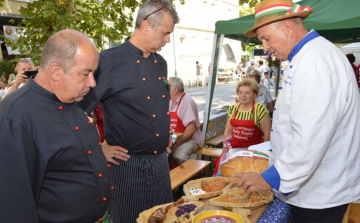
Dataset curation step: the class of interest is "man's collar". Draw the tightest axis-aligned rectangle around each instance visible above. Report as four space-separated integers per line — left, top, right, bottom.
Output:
288 30 320 62
170 92 185 108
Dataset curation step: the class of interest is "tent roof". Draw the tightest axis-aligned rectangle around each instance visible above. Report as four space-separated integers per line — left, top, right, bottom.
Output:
215 0 360 45
340 42 360 53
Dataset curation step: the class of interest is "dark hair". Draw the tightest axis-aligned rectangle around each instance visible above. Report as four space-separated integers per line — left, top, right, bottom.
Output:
346 53 355 64
259 60 263 65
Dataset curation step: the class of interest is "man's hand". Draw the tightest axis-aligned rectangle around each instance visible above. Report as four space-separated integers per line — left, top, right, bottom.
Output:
232 172 272 194
101 141 130 165
13 71 27 87
92 115 98 125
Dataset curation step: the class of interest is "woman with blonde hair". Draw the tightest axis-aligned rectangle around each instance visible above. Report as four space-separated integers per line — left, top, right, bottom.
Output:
213 78 271 173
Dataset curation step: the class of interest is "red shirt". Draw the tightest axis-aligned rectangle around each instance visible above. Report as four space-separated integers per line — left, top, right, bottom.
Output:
351 64 360 88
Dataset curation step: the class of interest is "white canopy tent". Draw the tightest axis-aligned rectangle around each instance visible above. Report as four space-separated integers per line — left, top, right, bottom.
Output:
340 43 360 66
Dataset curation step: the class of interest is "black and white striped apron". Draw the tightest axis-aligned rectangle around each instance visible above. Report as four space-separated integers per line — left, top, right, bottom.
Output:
109 152 172 223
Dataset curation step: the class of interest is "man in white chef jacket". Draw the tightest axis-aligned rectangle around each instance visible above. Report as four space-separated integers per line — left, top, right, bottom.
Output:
232 0 360 222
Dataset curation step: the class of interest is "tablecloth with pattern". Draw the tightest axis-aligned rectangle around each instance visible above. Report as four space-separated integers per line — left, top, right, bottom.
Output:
199 110 228 140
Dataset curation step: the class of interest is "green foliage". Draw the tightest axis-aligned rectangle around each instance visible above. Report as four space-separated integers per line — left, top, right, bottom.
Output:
239 0 261 8
239 4 254 17
2 0 180 65
0 59 15 83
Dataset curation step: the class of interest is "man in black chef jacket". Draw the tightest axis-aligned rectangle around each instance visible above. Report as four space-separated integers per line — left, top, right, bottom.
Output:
0 29 111 223
78 0 180 222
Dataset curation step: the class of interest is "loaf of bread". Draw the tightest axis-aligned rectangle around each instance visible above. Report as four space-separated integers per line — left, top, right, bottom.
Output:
221 152 269 177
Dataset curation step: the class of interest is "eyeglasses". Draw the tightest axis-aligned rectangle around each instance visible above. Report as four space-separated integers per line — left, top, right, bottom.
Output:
144 6 167 20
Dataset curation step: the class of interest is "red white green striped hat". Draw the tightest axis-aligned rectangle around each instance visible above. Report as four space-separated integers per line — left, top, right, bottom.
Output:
244 0 313 38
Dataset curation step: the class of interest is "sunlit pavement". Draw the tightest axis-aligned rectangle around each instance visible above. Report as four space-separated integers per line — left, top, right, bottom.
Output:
185 81 238 112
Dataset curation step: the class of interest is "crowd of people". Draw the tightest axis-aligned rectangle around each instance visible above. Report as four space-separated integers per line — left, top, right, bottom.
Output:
0 0 360 222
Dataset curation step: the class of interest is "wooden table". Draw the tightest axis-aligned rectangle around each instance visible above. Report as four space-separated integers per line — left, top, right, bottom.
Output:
199 198 269 223
195 147 222 157
170 159 211 191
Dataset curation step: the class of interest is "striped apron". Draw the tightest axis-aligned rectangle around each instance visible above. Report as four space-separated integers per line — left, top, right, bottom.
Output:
109 152 172 222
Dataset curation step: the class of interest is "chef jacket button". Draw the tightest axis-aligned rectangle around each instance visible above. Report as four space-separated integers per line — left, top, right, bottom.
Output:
169 130 172 134
143 78 146 81
102 197 107 201
111 186 114 190
88 120 91 124
271 128 273 131
99 142 102 146
137 60 140 64
98 218 102 222
107 164 111 168
154 151 157 154
290 65 293 68
59 106 63 110
154 60 157 63
167 112 170 115
156 133 159 137
147 96 151 100
87 150 92 155
274 107 276 110
158 77 161 80
75 126 79 131
162 95 165 98
98 173 102 178
153 114 156 118
166 147 169 150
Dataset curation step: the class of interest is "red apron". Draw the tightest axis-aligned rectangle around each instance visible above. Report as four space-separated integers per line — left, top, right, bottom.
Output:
230 101 264 147
170 93 186 133
168 93 186 170
213 101 264 174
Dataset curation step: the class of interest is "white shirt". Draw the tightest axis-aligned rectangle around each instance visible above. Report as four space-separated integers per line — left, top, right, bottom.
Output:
264 33 360 208
257 65 267 80
255 84 272 109
0 88 8 98
3 83 25 99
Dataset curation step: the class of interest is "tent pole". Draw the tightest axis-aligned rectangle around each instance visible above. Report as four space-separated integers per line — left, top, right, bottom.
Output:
201 34 224 146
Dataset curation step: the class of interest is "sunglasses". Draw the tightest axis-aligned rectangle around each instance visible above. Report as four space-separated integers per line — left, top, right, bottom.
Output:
144 6 167 20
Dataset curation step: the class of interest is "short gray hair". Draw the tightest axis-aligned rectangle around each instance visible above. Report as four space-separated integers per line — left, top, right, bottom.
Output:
16 58 35 70
39 29 96 74
136 0 179 30
169 76 184 92
274 17 303 28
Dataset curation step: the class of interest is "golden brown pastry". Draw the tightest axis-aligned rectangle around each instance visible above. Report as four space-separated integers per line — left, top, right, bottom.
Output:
221 151 268 177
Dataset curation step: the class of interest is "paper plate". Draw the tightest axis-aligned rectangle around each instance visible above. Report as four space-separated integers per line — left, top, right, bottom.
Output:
192 210 244 223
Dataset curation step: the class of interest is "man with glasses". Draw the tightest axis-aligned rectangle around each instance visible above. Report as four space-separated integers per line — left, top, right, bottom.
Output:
79 0 179 222
4 58 35 97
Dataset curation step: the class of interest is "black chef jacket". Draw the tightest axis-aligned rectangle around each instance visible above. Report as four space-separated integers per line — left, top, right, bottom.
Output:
79 39 171 154
0 79 111 222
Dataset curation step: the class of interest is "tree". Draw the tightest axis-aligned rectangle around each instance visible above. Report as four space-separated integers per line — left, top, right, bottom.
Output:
0 59 15 83
238 3 256 60
239 0 261 8
0 0 181 65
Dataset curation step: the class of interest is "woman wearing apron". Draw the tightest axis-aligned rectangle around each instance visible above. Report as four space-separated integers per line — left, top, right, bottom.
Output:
213 78 271 173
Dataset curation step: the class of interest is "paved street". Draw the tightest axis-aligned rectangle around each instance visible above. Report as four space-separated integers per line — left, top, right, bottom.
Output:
184 81 238 112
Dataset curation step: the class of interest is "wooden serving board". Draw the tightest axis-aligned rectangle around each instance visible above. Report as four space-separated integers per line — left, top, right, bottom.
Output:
200 198 269 223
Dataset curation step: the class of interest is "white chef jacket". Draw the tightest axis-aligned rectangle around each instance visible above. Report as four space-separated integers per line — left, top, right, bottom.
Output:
262 31 360 208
